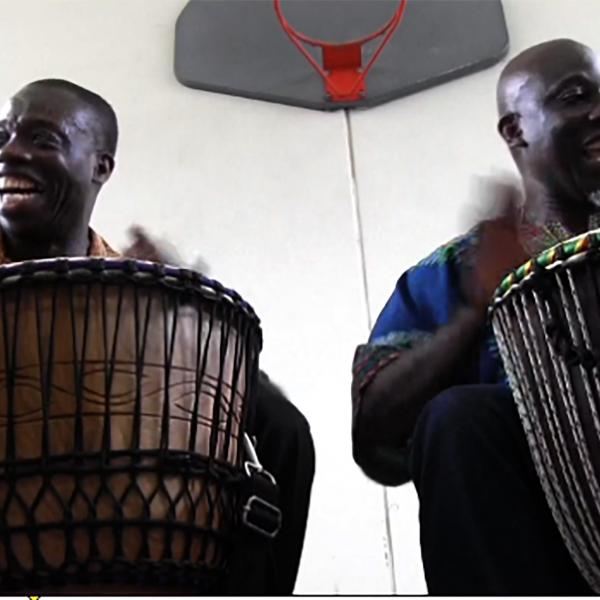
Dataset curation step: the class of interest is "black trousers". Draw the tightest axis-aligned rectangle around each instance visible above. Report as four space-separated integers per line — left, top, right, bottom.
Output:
410 384 592 595
227 372 315 595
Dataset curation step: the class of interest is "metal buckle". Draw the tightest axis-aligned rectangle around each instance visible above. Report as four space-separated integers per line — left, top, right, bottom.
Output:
242 494 282 539
244 460 276 485
243 433 277 485
241 432 281 537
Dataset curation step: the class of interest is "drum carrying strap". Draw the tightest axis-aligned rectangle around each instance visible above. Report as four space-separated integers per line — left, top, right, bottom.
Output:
225 434 283 594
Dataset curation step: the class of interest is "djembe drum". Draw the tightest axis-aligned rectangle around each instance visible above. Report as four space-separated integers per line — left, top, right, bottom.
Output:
0 257 262 594
491 230 600 592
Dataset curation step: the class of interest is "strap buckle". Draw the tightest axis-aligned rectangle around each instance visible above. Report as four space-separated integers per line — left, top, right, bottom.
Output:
241 433 282 538
242 493 282 539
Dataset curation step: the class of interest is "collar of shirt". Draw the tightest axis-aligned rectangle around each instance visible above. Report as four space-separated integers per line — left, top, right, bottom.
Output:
519 212 600 257
0 228 121 265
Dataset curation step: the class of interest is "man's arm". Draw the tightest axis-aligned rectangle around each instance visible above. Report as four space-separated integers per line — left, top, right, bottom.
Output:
353 192 528 486
353 305 486 485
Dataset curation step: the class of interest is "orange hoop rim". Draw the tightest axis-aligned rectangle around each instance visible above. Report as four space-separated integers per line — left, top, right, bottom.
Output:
273 0 408 100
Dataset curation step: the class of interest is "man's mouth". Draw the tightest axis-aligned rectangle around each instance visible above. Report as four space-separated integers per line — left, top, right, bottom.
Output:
583 134 600 162
0 175 44 205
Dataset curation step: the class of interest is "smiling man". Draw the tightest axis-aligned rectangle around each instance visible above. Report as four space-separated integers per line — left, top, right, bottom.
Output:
0 79 117 261
498 39 600 234
0 79 314 594
351 39 600 594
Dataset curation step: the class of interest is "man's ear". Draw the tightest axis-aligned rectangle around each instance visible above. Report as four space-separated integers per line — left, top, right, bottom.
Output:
498 113 527 149
93 152 115 185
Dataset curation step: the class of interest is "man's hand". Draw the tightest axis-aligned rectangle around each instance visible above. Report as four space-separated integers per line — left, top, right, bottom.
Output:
122 225 209 274
462 178 529 312
122 225 181 264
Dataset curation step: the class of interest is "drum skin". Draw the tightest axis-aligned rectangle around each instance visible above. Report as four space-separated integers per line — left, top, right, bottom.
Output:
0 260 260 592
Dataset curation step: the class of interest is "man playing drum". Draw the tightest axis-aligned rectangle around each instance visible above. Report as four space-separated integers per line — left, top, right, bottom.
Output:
352 38 600 594
0 78 314 594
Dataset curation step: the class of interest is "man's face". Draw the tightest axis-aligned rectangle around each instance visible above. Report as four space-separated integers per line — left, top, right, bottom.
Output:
0 86 100 241
514 45 600 205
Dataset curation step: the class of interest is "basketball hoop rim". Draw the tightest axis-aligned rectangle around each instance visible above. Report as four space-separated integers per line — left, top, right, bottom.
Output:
273 0 408 100
274 0 407 48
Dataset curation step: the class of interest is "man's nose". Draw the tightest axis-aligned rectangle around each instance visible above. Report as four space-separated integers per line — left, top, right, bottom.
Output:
0 134 31 163
590 93 600 121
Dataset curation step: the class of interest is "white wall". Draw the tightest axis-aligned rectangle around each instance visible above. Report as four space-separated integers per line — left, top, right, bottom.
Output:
1 0 599 594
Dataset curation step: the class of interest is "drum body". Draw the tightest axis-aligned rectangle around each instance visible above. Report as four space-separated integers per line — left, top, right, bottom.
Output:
491 231 600 592
0 258 262 593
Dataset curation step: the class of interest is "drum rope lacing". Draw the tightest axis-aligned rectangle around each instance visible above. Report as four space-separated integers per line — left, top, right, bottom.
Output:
491 230 600 591
0 257 264 593
532 260 600 370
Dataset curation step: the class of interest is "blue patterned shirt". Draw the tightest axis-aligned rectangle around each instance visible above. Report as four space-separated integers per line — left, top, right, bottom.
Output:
351 230 508 484
351 216 600 484
354 231 505 396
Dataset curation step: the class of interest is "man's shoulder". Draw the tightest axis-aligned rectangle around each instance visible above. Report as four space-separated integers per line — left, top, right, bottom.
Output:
89 229 121 258
412 229 478 271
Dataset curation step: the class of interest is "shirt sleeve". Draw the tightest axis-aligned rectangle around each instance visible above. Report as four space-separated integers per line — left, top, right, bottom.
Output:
353 245 464 393
351 236 469 484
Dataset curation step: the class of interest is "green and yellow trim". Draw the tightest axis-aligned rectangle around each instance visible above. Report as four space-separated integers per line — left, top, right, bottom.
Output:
496 229 600 298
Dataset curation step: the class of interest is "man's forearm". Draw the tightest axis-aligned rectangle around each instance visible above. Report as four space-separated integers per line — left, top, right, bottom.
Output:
359 305 487 448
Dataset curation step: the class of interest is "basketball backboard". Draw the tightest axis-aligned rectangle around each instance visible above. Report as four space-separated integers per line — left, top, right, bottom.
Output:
174 0 509 111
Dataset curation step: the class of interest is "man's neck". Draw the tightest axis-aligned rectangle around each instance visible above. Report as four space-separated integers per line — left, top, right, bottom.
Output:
522 183 594 236
1 228 90 262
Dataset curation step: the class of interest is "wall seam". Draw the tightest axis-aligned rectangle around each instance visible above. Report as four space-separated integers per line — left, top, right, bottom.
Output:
343 108 398 595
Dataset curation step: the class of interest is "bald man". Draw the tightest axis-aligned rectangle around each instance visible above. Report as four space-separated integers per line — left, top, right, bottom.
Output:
351 39 600 594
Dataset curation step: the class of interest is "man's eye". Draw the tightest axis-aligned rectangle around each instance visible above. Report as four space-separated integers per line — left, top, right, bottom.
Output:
32 131 61 148
559 86 590 104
